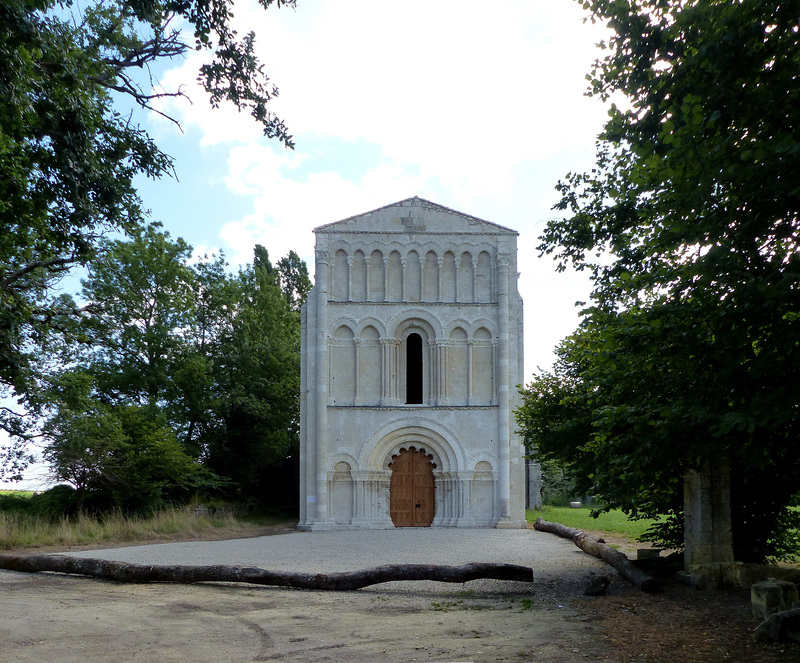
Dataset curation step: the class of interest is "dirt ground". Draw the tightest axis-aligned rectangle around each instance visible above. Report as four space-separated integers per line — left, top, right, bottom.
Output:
1 527 799 662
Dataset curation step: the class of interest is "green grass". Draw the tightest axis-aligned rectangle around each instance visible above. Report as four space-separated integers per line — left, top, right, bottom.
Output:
0 490 35 498
527 505 660 539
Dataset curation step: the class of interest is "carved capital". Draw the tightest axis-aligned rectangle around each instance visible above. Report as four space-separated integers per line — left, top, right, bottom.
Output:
497 253 511 267
315 250 330 265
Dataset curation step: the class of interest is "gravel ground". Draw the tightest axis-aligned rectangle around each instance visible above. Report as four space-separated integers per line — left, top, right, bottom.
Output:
62 528 610 600
64 528 607 579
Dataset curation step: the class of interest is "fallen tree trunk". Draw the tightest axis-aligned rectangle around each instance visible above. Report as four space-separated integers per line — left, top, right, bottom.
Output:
0 554 533 590
533 517 660 593
532 517 584 541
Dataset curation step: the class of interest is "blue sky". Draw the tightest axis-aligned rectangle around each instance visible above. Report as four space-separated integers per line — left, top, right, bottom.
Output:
4 0 613 489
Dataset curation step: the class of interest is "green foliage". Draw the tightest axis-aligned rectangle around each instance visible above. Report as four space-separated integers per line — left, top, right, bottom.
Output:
537 459 578 507
78 223 197 409
523 0 800 562
41 371 209 513
41 230 308 511
201 246 303 501
0 0 294 479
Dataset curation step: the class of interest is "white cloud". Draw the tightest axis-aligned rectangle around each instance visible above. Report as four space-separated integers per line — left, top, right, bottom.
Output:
219 142 435 267
153 1 611 373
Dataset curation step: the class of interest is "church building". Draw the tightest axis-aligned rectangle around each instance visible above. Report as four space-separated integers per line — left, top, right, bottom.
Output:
298 197 526 529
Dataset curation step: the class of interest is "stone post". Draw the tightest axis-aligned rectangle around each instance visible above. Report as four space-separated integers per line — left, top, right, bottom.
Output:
684 458 737 587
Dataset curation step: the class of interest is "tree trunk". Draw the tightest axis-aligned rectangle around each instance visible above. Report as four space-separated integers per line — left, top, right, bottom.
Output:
533 517 660 593
0 554 533 590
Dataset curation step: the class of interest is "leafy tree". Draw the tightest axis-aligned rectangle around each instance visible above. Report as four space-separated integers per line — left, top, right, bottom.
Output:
42 370 209 513
523 0 800 562
42 391 127 514
277 250 312 311
78 222 196 409
202 247 303 502
0 0 294 477
61 233 307 506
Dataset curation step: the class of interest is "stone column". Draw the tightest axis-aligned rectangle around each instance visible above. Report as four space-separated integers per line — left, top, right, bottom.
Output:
346 256 354 302
457 471 476 526
299 301 310 527
314 249 331 525
471 257 479 302
350 471 369 526
454 257 461 303
380 337 399 405
491 340 498 404
419 255 426 301
437 257 444 301
364 257 372 302
383 256 390 302
401 257 407 302
353 338 363 406
436 340 450 405
428 338 437 406
495 253 512 525
467 338 474 406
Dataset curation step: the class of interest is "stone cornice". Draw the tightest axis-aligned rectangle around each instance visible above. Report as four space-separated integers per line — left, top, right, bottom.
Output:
327 301 497 307
328 405 499 411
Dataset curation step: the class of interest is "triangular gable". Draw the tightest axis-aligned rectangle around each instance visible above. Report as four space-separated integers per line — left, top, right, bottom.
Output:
314 196 517 235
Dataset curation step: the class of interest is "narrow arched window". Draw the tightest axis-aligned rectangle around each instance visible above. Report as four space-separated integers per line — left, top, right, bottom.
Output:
406 333 423 404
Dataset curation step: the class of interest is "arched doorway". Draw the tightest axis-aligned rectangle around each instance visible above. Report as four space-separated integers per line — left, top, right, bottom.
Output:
389 447 435 527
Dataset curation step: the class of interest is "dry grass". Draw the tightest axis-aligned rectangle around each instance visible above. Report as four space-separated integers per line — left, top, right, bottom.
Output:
0 508 294 553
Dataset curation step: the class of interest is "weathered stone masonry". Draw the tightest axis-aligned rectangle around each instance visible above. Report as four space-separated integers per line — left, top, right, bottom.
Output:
299 197 526 529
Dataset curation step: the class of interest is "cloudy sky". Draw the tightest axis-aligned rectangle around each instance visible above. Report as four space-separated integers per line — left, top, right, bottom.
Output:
136 0 611 376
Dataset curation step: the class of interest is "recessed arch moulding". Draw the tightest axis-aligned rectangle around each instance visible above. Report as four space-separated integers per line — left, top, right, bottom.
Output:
298 197 526 529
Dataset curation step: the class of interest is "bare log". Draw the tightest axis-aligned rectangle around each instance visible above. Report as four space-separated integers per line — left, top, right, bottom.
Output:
533 517 660 593
0 554 533 590
533 517 584 540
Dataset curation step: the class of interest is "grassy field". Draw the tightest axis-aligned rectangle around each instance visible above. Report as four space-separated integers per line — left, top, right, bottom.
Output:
0 507 292 552
527 505 660 539
0 490 36 498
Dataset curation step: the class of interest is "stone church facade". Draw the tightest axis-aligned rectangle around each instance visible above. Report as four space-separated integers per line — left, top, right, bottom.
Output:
298 197 526 529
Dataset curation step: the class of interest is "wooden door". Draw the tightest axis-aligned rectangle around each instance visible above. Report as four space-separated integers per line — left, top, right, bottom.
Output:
390 448 435 527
